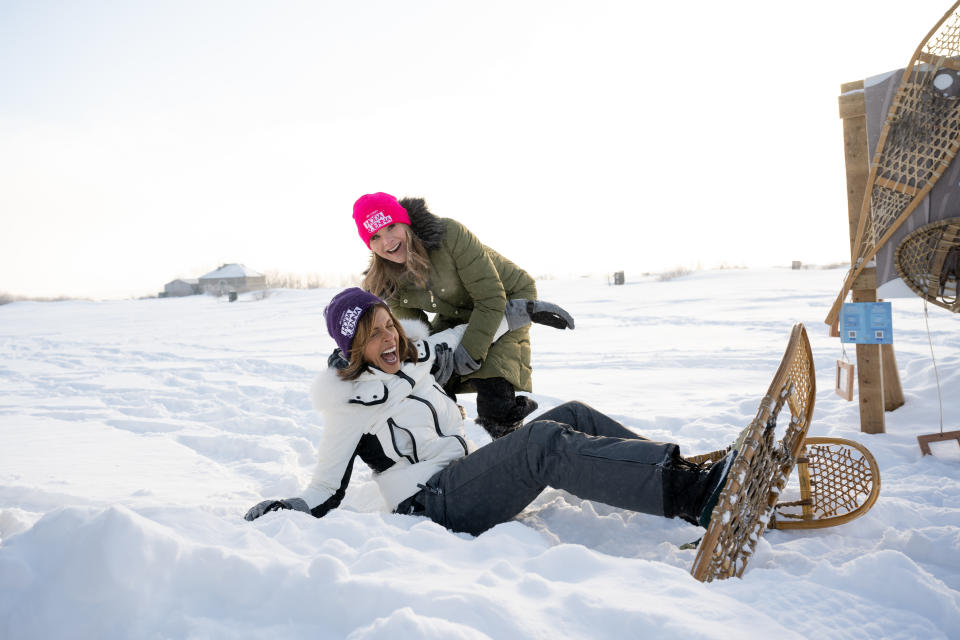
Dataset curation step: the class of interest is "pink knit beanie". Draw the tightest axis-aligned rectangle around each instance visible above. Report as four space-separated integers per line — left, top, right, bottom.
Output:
352 192 411 247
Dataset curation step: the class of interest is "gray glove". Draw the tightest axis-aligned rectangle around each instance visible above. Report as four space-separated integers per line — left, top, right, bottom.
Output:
244 497 310 521
505 299 575 331
453 343 482 376
327 348 349 370
431 342 456 386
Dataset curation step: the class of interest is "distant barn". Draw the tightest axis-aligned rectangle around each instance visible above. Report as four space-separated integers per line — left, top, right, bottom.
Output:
162 278 200 297
198 264 266 295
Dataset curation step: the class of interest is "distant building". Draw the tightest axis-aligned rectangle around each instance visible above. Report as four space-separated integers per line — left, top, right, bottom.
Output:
162 278 200 297
198 264 266 295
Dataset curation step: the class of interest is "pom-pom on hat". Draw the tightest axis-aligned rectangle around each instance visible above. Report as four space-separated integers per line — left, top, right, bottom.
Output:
353 192 411 247
324 287 385 358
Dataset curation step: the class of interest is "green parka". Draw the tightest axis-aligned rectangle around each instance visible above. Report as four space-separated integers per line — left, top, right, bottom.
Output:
385 198 537 392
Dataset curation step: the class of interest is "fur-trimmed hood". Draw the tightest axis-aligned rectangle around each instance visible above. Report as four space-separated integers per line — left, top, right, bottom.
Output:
398 197 446 250
310 366 355 413
398 317 430 342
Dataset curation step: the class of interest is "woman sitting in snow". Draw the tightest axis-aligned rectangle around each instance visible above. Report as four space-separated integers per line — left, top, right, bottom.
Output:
245 287 734 536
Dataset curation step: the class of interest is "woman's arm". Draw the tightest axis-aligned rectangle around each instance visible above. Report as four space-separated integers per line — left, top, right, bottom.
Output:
245 422 372 521
245 373 370 521
425 319 510 387
298 418 367 515
427 319 510 351
443 219 507 363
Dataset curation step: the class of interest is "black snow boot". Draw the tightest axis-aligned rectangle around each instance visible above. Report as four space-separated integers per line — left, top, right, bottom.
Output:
694 450 737 528
472 377 538 440
475 397 539 439
662 452 736 527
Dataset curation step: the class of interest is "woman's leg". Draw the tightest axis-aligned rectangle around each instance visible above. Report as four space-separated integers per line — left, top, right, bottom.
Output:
535 401 648 440
420 419 679 536
472 377 538 439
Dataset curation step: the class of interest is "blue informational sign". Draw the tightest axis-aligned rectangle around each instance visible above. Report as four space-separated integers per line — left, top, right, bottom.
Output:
840 302 893 344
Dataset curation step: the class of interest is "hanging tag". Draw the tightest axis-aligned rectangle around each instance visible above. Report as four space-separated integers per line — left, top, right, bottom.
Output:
835 360 855 401
839 302 893 344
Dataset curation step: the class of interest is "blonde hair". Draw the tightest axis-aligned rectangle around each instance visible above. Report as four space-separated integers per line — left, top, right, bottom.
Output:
361 225 433 299
338 303 419 381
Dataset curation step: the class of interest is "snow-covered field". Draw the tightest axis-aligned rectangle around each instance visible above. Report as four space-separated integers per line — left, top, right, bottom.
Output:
2 267 959 639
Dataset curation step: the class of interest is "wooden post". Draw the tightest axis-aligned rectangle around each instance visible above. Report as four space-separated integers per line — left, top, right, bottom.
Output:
838 81 907 433
851 267 886 433
839 81 869 258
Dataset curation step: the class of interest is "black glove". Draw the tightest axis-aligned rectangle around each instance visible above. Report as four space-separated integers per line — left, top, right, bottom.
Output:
505 299 575 330
327 348 349 370
431 342 456 386
453 343 482 376
244 497 310 521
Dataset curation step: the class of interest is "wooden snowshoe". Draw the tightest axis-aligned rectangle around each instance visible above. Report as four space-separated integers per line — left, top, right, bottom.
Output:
769 436 881 530
689 323 816 582
687 435 882 533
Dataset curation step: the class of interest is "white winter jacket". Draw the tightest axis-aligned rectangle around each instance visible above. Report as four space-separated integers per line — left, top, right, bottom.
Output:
302 319 507 515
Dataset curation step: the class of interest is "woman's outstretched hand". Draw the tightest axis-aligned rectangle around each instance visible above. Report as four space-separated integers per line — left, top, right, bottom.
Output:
505 299 575 331
431 343 456 385
244 498 310 521
432 342 481 384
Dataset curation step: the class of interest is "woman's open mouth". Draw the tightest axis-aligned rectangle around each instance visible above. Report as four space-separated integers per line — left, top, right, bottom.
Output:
386 241 402 254
381 347 398 365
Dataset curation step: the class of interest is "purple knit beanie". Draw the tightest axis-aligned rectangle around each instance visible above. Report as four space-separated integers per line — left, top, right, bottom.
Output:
324 287 385 358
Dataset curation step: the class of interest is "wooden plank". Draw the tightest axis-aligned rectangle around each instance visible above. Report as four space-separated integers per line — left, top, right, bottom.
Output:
854 343 886 433
852 277 886 434
841 89 870 259
882 343 905 411
840 79 865 94
852 267 877 290
839 91 866 119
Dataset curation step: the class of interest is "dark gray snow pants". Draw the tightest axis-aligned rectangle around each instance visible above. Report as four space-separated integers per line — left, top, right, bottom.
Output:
415 400 679 535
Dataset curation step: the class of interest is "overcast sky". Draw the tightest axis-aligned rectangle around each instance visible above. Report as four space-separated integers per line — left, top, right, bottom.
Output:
2 0 957 298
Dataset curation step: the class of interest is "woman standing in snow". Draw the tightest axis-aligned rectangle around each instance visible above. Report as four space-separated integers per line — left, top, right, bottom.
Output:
350 192 573 440
244 288 732 536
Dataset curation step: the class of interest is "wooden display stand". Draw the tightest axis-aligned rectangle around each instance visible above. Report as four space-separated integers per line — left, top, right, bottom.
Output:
836 81 905 433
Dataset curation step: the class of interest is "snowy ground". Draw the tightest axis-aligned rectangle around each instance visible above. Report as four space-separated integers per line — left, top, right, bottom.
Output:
2 267 959 639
